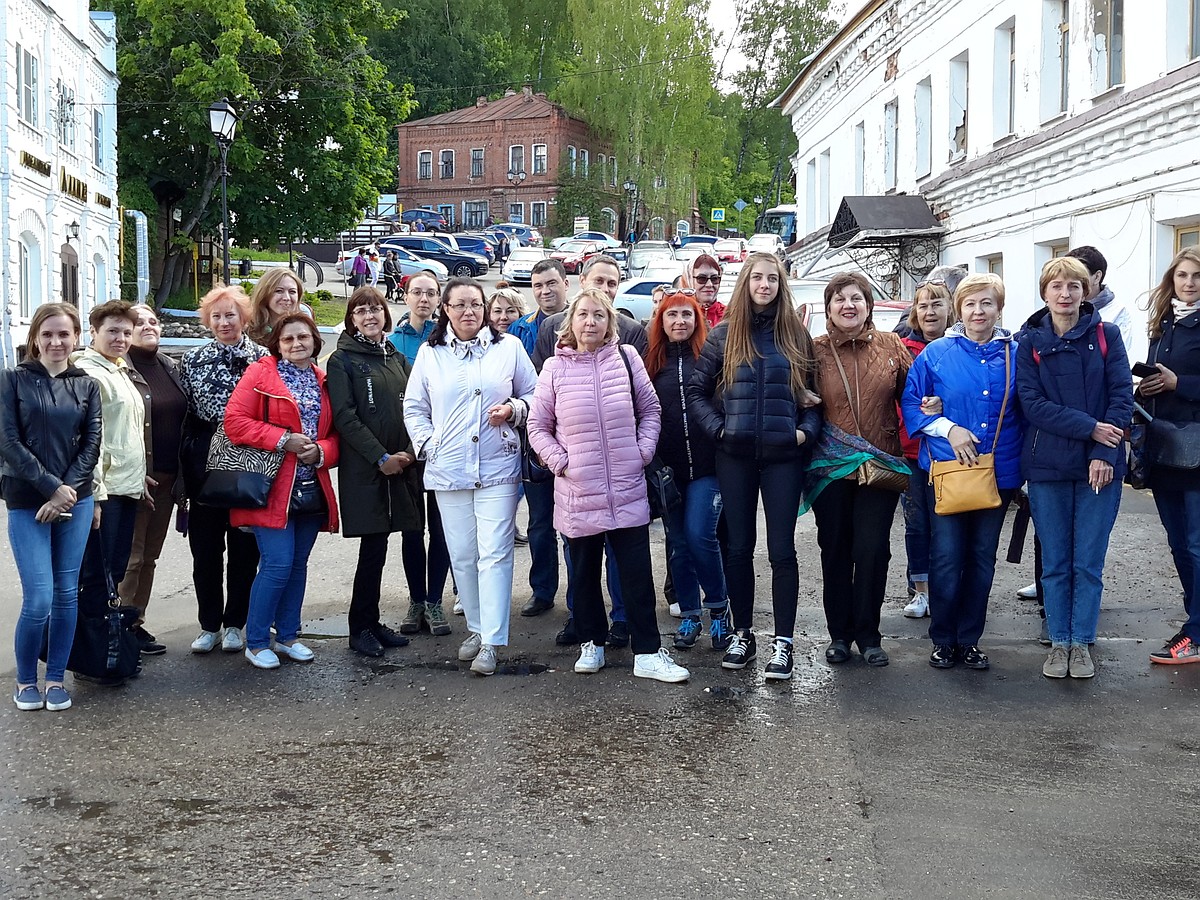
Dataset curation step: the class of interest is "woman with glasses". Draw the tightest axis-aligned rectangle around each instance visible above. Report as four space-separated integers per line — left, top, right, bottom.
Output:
389 270 452 637
404 278 538 675
687 254 726 327
688 253 822 680
327 286 424 657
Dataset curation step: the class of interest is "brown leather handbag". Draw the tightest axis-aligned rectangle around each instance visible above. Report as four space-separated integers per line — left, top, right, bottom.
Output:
830 342 909 492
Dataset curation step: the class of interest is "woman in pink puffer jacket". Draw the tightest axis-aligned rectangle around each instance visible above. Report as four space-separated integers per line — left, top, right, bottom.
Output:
528 288 690 684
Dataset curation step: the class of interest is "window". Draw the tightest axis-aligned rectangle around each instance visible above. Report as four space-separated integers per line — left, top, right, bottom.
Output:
531 202 547 227
994 22 1017 138
439 149 454 179
1093 0 1124 90
805 158 817 232
18 237 36 318
93 109 104 167
883 99 899 191
16 45 38 126
610 159 617 187
470 148 484 178
508 202 524 224
438 204 455 226
417 151 432 180
464 200 489 229
853 122 865 193
532 144 547 175
1051 242 1070 257
55 81 75 149
567 146 576 176
509 145 525 176
598 154 607 184
818 149 831 224
981 254 1004 278
1177 225 1200 251
580 149 589 177
914 78 932 178
949 52 969 161
1041 0 1071 118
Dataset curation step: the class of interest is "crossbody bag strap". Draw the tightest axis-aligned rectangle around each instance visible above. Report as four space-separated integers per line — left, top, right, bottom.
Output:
618 344 640 429
991 342 1011 453
829 343 863 437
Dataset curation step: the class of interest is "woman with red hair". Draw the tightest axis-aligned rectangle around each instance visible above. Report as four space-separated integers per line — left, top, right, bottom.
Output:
646 289 731 652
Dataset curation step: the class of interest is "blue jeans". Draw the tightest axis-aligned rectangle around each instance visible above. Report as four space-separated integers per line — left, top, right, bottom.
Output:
927 485 1014 647
563 535 626 623
10 496 95 684
1152 487 1200 642
664 475 727 615
1028 480 1121 645
902 464 931 584
247 514 323 650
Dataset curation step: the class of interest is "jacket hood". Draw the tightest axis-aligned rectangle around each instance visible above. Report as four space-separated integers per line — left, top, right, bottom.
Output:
944 322 1014 344
1022 301 1102 341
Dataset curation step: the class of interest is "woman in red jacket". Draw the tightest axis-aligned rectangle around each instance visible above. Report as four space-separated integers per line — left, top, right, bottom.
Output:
225 314 340 669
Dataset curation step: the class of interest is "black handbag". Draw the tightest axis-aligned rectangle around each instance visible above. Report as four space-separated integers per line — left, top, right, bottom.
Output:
197 395 285 509
519 426 553 484
289 478 327 516
1126 401 1150 489
618 345 682 520
1146 417 1200 469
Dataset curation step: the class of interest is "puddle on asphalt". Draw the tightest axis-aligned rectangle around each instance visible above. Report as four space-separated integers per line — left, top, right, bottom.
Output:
21 793 114 820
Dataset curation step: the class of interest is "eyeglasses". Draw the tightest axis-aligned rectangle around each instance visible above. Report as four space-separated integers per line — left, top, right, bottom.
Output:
663 289 697 298
447 302 485 313
352 305 386 316
408 289 439 299
694 274 721 285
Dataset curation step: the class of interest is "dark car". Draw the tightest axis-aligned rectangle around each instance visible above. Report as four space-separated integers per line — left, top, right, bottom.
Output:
386 235 489 278
402 209 448 230
453 234 496 266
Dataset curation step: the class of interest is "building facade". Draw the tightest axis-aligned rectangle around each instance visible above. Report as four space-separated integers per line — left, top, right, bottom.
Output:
395 86 618 235
776 0 1200 362
1 0 119 363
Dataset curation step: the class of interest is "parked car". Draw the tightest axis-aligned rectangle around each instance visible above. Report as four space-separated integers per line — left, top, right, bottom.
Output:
501 247 550 284
452 234 496 266
713 238 748 263
549 231 622 250
549 240 603 274
608 247 631 277
675 245 712 267
338 243 449 281
613 277 669 322
628 244 676 276
489 223 542 248
402 209 449 230
747 232 787 260
680 234 720 247
385 235 489 277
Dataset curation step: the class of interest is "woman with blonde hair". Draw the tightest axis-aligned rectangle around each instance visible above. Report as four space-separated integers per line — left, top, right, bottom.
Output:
688 252 822 680
487 288 529 336
246 268 311 345
1137 247 1200 664
529 288 690 683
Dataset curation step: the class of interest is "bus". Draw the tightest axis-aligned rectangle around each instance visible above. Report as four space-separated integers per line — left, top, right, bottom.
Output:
756 204 799 247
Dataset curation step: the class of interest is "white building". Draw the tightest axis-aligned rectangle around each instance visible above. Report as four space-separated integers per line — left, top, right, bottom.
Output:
775 0 1200 362
1 0 119 363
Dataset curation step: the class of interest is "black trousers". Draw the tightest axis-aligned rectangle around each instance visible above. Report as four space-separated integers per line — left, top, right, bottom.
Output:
349 532 390 634
188 501 260 632
566 526 660 654
77 496 140 618
715 450 804 637
401 491 451 606
812 478 901 650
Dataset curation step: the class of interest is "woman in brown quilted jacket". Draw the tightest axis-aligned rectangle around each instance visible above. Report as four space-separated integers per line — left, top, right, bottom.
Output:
811 272 912 667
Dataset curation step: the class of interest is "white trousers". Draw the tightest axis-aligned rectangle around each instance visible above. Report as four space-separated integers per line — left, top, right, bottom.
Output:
434 483 519 647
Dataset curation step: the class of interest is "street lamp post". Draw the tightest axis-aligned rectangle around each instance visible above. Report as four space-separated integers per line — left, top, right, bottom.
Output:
622 178 637 241
506 169 526 223
208 99 239 284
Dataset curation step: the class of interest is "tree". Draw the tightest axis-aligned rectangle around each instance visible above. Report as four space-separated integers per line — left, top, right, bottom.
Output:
104 0 410 303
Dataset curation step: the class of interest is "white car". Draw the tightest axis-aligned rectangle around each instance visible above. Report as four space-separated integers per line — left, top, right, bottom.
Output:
337 243 449 281
747 233 787 260
627 244 677 276
549 231 623 250
501 247 549 284
613 277 669 322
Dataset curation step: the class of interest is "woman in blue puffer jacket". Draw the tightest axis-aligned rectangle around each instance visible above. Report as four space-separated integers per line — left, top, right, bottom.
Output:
902 274 1024 672
1017 257 1132 681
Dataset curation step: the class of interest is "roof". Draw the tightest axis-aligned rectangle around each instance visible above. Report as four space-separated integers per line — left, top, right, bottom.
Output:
397 89 571 128
827 196 942 249
770 0 888 112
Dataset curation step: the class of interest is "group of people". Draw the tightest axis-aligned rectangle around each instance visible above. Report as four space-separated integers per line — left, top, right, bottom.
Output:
7 243 1200 709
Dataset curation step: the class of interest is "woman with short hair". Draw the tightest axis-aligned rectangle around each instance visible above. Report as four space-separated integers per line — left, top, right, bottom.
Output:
226 313 340 669
487 288 529 336
4 304 101 711
246 268 310 345
404 278 538 675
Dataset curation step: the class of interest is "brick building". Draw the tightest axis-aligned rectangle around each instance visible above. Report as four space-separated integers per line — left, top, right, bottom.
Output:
396 86 619 235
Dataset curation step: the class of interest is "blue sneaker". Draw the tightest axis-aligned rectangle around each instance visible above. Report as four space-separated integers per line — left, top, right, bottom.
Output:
44 685 71 711
13 685 43 711
709 607 733 651
673 615 702 650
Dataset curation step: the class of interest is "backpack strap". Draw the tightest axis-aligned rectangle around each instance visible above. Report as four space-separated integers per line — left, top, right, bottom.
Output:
1097 322 1108 358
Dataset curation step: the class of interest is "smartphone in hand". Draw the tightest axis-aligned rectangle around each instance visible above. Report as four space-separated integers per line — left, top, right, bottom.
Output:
1132 362 1159 378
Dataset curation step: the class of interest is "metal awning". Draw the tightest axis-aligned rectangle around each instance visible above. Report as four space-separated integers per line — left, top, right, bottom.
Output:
827 195 943 249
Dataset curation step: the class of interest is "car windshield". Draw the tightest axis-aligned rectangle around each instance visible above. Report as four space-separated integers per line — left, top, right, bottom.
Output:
630 248 673 266
714 240 741 252
560 241 593 253
748 235 776 247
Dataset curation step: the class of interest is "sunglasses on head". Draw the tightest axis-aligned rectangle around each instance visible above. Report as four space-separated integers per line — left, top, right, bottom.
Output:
663 288 697 298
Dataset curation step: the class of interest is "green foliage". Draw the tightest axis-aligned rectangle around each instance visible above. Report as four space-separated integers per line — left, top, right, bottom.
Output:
310 297 346 327
230 246 291 262
312 289 335 305
549 159 618 237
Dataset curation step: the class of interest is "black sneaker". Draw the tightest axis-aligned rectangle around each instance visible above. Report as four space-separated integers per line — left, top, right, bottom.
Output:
555 617 579 646
133 625 166 656
721 629 756 670
673 616 702 650
607 621 630 648
708 607 733 650
929 644 958 669
959 645 990 670
349 629 385 658
763 638 794 680
371 624 410 648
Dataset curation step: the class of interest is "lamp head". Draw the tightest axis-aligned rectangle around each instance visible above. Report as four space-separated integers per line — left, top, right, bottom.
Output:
208 99 238 144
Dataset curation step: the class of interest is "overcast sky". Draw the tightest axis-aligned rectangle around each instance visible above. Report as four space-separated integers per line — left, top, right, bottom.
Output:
710 0 853 89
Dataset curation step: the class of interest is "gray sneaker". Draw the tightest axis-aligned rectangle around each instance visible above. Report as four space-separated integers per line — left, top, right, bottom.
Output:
399 602 426 635
458 632 482 661
470 644 498 676
1042 645 1069 679
425 603 451 636
1068 645 1095 679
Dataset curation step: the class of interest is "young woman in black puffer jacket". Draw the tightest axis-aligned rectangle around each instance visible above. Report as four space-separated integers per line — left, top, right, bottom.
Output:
646 289 729 654
688 252 822 681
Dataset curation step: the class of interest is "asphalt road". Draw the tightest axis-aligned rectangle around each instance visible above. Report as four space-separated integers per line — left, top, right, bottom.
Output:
1 478 1198 899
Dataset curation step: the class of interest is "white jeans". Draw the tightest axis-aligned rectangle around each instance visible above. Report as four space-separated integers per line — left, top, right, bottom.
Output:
434 483 519 647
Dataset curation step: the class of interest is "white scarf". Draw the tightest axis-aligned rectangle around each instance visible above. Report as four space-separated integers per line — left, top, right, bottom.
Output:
1171 298 1200 320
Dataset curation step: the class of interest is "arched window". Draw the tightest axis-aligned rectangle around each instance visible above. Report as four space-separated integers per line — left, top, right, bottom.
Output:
18 232 42 318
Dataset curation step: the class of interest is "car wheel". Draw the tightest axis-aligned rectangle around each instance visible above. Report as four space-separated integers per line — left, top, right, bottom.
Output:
453 263 473 277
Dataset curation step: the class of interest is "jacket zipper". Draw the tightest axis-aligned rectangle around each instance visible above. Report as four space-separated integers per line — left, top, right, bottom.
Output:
594 354 617 520
676 355 694 480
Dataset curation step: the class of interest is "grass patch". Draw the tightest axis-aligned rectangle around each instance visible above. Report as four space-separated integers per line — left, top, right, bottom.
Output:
230 246 291 262
309 294 346 327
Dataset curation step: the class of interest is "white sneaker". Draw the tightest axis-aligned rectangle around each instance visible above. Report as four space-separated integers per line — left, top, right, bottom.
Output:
470 644 497 676
668 602 682 618
574 641 605 674
903 591 930 618
458 632 482 661
452 599 464 615
221 626 245 652
245 647 280 669
274 641 314 662
191 630 220 654
1017 582 1038 600
633 648 690 683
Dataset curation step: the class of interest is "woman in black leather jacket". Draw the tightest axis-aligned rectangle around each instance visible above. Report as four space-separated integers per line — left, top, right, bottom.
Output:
688 252 822 681
2 304 102 711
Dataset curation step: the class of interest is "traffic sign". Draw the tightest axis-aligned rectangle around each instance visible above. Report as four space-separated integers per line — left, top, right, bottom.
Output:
711 208 726 222
733 198 747 212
